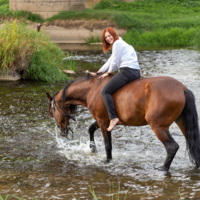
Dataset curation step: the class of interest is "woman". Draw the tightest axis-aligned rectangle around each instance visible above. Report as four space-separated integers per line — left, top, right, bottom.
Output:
90 27 140 131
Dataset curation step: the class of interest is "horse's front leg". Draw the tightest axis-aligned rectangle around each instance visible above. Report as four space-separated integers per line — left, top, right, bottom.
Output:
88 120 99 153
98 120 112 162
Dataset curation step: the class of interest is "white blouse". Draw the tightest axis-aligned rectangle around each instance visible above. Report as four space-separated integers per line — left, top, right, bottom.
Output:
99 37 140 73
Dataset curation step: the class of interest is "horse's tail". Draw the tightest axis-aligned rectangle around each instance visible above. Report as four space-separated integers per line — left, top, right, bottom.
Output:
182 89 200 167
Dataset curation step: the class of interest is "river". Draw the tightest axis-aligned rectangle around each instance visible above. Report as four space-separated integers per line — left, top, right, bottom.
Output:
0 45 200 199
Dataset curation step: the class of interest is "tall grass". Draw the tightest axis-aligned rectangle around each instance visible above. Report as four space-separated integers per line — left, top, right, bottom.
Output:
63 52 77 71
88 184 130 200
84 35 102 44
0 20 76 82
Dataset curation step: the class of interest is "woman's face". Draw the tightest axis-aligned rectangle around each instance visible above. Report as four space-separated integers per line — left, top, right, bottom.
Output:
105 31 114 45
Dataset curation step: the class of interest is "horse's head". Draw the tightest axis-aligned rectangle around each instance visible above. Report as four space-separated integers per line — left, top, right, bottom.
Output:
46 92 77 138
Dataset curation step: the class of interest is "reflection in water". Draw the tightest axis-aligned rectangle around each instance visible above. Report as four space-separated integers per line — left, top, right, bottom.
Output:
0 48 200 199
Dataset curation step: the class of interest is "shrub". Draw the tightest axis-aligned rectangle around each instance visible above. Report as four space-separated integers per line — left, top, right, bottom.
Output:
0 20 76 82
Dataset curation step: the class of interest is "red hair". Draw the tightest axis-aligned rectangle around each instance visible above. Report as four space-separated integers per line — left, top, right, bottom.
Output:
102 27 119 53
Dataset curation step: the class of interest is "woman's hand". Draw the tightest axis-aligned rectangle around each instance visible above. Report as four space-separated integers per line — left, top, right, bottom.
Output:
90 72 97 77
99 73 109 79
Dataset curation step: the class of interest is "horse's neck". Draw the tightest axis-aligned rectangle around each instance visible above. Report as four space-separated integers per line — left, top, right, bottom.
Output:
65 80 92 107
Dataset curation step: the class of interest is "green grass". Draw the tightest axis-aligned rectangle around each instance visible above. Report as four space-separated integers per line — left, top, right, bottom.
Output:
84 35 102 44
1 0 200 47
0 0 42 22
88 184 130 200
123 27 200 46
45 0 200 47
0 20 77 82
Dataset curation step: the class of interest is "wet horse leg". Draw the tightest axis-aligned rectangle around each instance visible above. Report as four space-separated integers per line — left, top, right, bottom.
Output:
102 130 112 162
98 120 112 162
152 127 179 171
88 120 99 152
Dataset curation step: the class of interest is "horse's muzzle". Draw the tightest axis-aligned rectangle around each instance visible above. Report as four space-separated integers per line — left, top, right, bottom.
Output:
57 126 74 140
57 127 68 137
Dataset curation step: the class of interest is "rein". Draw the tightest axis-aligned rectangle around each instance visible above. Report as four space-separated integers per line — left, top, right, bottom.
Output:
52 98 76 140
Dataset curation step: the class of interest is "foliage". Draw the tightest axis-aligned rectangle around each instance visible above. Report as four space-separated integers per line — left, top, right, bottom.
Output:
88 184 130 200
84 35 102 44
0 20 75 82
93 0 113 9
92 0 200 47
123 27 199 46
93 0 123 9
1 0 200 47
94 0 200 10
193 31 200 50
0 0 42 22
46 9 112 22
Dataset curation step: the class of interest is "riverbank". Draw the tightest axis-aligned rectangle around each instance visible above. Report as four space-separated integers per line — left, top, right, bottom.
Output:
27 19 127 44
1 0 200 47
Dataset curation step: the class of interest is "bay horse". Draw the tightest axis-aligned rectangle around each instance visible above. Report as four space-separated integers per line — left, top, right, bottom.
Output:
46 74 200 171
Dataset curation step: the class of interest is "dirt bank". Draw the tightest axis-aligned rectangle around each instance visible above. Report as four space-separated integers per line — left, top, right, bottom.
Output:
0 17 127 44
28 19 127 44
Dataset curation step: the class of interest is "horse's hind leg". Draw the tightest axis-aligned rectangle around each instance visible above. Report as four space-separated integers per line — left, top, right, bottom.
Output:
88 120 99 153
175 113 186 137
151 127 179 171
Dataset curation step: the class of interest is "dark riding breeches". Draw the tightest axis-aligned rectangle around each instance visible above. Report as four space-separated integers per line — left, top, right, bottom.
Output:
101 67 141 120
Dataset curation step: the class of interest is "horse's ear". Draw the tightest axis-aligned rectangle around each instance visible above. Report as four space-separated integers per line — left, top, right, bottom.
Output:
46 92 53 101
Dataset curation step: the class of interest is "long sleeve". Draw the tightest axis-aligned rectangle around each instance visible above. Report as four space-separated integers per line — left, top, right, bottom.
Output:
108 42 122 73
99 55 113 73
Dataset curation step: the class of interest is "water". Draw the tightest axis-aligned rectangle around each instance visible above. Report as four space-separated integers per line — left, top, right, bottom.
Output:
0 47 200 199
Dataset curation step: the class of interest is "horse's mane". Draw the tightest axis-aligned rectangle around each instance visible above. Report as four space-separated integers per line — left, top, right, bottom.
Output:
61 73 91 114
61 73 90 101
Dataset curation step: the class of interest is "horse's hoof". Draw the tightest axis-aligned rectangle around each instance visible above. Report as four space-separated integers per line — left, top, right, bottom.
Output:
158 166 169 172
101 159 112 164
91 147 97 153
89 142 97 153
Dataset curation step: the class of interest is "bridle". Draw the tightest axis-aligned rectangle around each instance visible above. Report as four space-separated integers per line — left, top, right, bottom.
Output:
51 98 76 140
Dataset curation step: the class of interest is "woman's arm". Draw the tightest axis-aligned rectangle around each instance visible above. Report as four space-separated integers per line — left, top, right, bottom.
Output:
90 55 112 77
99 55 113 73
108 41 122 73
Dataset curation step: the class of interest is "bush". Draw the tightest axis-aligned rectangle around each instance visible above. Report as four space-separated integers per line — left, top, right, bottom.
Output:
0 20 76 82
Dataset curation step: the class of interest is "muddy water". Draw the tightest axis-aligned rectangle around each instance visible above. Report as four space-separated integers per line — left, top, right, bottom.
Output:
0 47 200 199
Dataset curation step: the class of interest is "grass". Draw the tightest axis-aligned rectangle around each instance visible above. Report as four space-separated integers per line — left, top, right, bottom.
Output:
0 0 42 22
1 0 200 47
88 184 129 200
44 0 200 47
84 35 102 44
0 20 77 82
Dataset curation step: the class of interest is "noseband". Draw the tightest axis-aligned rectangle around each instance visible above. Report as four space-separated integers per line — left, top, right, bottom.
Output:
52 98 76 139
